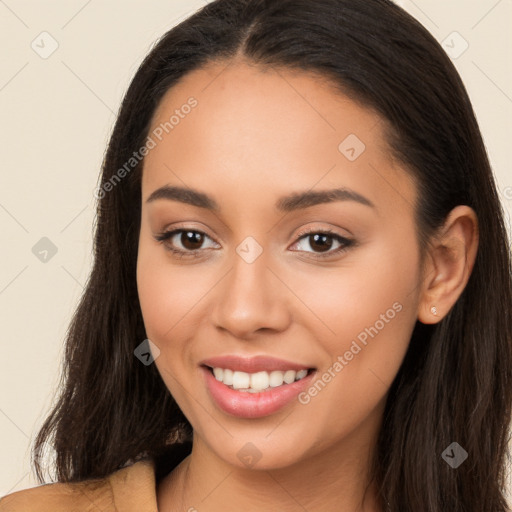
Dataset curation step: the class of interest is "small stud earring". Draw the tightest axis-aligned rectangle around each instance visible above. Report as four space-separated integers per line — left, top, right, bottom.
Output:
431 306 438 316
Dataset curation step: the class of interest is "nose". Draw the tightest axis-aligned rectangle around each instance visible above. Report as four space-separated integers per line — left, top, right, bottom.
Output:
210 249 292 340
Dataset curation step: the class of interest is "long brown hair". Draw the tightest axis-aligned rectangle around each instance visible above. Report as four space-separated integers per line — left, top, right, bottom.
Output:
33 1 512 510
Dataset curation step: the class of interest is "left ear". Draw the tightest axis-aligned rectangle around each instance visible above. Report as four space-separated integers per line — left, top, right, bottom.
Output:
417 205 479 324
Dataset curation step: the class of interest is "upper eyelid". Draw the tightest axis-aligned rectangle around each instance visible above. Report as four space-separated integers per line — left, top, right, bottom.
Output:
156 222 220 242
295 226 348 239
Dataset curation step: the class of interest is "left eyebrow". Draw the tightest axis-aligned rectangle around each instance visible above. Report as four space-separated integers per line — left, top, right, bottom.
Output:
145 185 375 212
275 188 375 212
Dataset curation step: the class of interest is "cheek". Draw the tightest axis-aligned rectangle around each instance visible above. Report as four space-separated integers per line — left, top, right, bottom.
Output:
137 239 207 340
136 244 200 405
136 238 220 392
136 252 176 338
292 234 419 348
291 239 419 444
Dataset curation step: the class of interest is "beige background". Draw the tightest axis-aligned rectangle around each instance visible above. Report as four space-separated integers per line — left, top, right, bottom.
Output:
0 0 511 499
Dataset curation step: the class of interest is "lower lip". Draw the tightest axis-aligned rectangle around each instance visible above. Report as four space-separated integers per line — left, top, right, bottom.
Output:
201 366 316 419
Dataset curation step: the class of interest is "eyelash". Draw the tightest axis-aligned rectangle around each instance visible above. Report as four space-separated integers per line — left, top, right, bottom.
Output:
154 227 355 260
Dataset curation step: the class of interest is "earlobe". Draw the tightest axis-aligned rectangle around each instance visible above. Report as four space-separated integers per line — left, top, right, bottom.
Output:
417 206 479 325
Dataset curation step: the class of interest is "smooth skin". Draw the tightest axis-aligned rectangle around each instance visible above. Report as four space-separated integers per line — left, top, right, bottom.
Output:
136 57 479 512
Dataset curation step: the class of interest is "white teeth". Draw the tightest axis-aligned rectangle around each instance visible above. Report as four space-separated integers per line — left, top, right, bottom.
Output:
283 370 296 384
250 371 269 390
209 367 311 392
223 368 233 385
232 371 250 389
269 371 284 387
296 369 308 380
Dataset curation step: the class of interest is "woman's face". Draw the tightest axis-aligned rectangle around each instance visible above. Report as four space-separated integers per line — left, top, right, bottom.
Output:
137 59 423 470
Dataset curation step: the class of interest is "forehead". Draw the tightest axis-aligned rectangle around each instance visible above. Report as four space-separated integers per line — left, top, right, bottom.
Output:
141 59 416 217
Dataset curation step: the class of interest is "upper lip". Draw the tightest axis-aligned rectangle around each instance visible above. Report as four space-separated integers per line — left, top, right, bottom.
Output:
200 355 315 373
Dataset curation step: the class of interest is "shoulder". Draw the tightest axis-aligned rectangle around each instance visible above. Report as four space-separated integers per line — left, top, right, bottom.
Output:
0 459 158 512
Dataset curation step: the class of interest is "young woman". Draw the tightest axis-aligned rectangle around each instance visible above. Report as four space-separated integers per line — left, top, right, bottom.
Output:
1 0 511 510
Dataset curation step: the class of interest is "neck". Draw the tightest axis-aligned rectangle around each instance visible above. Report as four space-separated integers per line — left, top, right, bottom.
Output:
158 409 385 511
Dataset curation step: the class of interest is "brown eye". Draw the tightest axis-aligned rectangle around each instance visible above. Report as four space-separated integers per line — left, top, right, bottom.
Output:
154 228 220 258
308 233 334 253
180 231 205 250
290 228 355 259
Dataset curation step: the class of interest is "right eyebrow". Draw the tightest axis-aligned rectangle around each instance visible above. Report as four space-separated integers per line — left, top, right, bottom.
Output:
146 185 220 211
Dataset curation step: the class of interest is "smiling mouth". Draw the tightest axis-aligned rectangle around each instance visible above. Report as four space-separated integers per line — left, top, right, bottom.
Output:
202 365 316 393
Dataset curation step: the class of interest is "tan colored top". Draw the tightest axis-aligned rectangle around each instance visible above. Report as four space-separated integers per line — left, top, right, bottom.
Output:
0 460 158 512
